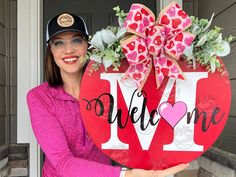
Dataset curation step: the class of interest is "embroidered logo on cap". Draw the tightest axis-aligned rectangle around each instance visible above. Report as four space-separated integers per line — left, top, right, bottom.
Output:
57 13 74 27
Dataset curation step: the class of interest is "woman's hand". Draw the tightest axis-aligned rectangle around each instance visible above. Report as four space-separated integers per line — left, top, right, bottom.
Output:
125 163 189 177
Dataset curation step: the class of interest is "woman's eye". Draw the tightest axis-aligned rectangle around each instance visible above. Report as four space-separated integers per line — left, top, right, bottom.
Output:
72 37 83 44
53 40 64 47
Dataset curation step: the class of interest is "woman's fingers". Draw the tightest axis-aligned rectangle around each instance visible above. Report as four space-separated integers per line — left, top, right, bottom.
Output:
157 163 189 177
127 163 189 177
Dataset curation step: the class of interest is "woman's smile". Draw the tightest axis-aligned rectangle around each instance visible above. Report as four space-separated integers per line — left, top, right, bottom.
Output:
62 55 79 65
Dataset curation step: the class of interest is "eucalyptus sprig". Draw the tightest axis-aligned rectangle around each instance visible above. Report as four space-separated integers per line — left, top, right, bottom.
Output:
113 6 128 27
87 6 127 73
184 14 235 72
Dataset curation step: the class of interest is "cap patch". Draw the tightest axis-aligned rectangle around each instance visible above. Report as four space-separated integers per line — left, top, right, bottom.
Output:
57 13 74 27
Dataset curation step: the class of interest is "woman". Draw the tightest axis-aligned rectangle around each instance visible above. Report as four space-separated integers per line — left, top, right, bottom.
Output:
27 12 188 177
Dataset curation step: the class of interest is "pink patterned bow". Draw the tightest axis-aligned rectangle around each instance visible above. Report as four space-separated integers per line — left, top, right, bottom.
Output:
121 2 195 89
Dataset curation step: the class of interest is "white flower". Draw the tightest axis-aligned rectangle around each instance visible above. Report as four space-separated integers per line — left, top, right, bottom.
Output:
90 31 104 50
100 29 117 45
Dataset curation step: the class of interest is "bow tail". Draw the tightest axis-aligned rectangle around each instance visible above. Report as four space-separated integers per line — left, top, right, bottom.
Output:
121 60 152 90
154 68 164 89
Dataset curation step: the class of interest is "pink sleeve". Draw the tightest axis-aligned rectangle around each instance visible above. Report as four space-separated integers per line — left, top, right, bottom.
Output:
27 89 121 177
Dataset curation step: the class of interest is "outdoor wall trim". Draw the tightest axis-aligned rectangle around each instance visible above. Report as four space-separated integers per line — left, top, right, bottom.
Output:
17 0 43 177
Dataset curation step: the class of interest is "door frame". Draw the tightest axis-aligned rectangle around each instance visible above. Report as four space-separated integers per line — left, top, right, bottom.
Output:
17 0 43 176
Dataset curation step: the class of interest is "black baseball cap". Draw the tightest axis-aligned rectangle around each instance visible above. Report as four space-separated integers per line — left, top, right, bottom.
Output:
46 12 89 42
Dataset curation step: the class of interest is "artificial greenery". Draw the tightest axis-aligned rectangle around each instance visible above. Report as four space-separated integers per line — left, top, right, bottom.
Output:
184 14 235 72
87 6 127 74
87 6 234 74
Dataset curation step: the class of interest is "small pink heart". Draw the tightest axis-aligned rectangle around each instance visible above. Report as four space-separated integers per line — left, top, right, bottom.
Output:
176 43 185 53
131 4 141 10
170 65 179 73
146 37 152 45
127 51 138 61
165 27 171 36
143 17 150 27
182 19 191 28
159 101 187 128
129 65 135 72
138 24 145 33
126 11 133 21
184 37 193 46
167 7 176 17
136 63 144 72
158 57 167 66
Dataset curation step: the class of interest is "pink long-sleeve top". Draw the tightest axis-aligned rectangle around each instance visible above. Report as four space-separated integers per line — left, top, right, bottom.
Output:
27 82 121 177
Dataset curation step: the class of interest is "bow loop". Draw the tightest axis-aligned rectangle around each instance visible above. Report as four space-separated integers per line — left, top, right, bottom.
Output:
121 2 195 89
122 35 149 64
157 2 192 38
124 4 156 38
164 31 195 59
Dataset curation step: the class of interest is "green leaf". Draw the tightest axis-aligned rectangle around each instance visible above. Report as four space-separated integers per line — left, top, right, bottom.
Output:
196 34 207 47
184 45 193 57
210 57 216 73
191 24 201 35
202 13 214 32
116 28 126 39
216 41 230 57
214 33 222 43
226 35 236 43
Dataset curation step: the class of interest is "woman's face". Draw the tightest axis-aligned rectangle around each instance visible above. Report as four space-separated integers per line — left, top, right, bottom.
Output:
50 31 88 77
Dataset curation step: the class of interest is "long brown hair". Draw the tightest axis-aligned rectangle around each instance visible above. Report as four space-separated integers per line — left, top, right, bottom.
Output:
45 46 63 86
